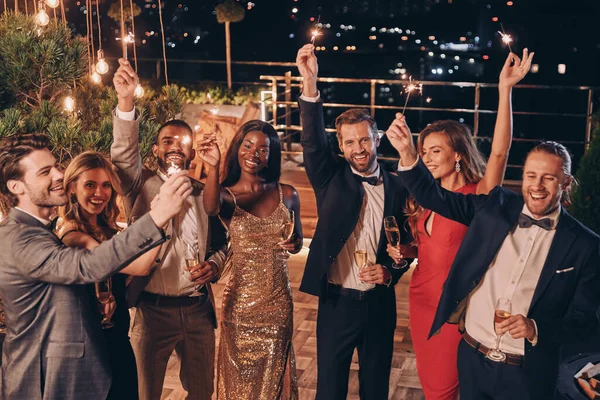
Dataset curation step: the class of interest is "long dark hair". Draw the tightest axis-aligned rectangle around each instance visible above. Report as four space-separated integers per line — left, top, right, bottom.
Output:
221 120 281 187
405 120 486 244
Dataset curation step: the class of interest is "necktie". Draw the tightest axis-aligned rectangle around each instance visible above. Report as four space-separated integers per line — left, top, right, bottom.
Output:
517 213 553 230
357 175 379 186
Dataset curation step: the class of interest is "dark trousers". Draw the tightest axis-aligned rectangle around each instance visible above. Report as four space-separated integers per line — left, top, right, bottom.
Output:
105 331 139 400
457 338 530 400
315 290 395 400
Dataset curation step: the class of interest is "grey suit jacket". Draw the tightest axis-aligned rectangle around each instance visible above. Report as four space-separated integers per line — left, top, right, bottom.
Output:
0 208 165 400
111 113 227 312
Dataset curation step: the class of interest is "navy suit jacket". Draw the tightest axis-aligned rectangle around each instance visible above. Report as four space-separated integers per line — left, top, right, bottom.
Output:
298 98 413 309
399 159 600 398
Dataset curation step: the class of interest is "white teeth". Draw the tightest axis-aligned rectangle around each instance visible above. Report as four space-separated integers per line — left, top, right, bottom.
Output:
530 193 547 200
245 160 258 166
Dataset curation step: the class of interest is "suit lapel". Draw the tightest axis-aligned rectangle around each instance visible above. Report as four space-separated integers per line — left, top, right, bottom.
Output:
529 209 576 309
376 168 396 257
481 194 524 267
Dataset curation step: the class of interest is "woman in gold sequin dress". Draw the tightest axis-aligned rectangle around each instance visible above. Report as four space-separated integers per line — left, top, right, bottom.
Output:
199 120 303 399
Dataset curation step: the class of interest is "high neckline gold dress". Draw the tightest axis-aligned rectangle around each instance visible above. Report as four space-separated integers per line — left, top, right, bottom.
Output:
217 186 298 400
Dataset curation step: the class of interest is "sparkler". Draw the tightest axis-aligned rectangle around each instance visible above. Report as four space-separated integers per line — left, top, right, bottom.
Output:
206 93 220 134
401 76 423 114
498 23 513 53
310 15 322 45
166 161 181 177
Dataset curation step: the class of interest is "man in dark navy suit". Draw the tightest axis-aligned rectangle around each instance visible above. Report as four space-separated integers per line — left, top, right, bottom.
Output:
296 44 413 399
387 113 600 399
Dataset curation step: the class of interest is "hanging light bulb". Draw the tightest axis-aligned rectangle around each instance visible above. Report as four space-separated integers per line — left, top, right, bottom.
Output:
35 3 50 27
46 0 59 8
134 84 145 98
95 49 109 75
91 71 101 84
63 96 75 112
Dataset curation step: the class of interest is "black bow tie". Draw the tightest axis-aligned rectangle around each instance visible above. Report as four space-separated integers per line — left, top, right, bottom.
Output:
357 175 380 186
517 213 553 230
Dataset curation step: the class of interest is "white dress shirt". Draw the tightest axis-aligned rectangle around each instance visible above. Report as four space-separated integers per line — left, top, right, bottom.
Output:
14 207 51 226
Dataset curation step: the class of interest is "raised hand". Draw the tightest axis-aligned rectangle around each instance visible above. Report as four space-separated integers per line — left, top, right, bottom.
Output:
196 134 221 168
385 113 418 166
499 48 535 90
148 170 192 228
296 44 319 97
113 58 138 112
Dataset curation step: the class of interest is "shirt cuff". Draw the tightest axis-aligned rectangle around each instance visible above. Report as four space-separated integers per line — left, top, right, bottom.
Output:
381 265 392 287
115 107 136 121
300 91 321 103
397 155 420 171
528 319 538 346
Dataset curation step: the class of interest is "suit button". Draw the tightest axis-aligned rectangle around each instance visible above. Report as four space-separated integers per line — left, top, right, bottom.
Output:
454 299 460 304
340 238 345 243
472 280 478 287
155 258 161 263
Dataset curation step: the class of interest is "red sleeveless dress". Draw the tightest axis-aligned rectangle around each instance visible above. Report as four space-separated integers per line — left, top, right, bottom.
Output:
409 182 477 400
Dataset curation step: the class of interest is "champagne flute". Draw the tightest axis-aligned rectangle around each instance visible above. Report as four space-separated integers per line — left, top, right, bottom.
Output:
384 216 408 269
279 209 295 258
95 279 115 329
354 249 368 285
185 242 204 293
488 297 512 362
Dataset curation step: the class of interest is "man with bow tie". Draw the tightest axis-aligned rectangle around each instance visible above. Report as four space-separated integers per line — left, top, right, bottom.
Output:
387 112 600 399
0 134 191 399
296 44 414 399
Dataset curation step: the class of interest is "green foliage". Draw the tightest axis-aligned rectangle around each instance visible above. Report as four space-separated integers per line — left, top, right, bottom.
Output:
215 0 245 24
569 113 600 235
0 12 87 108
0 14 182 168
177 83 264 106
107 1 142 22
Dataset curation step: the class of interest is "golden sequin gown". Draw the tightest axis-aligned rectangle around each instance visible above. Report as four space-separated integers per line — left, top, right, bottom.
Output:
217 186 298 400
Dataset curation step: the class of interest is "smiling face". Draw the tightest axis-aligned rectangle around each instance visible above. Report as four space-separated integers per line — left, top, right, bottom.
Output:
522 151 571 218
71 168 113 220
10 149 67 211
153 125 195 174
339 121 380 174
237 130 270 175
421 131 460 180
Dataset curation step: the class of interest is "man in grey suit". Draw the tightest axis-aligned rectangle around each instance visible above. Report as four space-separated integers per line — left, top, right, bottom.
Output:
0 133 192 399
111 59 226 400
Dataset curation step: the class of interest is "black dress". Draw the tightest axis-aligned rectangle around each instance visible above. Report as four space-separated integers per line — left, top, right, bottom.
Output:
89 273 139 400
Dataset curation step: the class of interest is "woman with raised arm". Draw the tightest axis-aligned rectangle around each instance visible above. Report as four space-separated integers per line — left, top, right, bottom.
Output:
200 120 303 399
386 49 534 399
56 151 164 400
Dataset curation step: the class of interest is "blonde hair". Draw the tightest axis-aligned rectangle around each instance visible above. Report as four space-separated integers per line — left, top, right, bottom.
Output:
405 120 486 244
60 152 122 240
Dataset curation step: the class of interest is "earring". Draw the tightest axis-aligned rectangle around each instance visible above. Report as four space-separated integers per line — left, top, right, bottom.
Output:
69 194 78 204
455 160 461 173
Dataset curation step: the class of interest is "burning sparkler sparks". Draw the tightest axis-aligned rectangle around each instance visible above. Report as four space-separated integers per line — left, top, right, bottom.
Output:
401 76 423 114
167 162 181 177
498 23 513 53
311 15 322 45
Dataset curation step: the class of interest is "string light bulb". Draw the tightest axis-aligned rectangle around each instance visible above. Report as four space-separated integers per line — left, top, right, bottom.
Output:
35 3 50 27
91 71 101 84
134 84 145 98
63 96 75 112
95 49 109 75
46 0 59 8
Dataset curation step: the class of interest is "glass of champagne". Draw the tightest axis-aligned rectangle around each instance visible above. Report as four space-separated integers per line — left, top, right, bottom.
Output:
384 216 408 269
95 279 114 329
354 249 368 285
488 297 512 362
279 209 295 258
185 243 204 293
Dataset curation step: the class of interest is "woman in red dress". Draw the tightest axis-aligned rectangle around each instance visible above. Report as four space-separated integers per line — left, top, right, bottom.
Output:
387 49 534 399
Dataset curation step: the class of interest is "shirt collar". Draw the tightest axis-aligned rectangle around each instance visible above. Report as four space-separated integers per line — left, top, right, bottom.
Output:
157 169 168 182
351 164 381 179
14 207 51 226
521 203 561 230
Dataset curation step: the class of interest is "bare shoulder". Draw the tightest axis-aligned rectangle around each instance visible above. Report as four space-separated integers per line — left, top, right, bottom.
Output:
281 183 299 200
56 219 79 238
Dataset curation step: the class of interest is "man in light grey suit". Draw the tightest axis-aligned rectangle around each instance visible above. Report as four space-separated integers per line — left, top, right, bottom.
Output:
111 59 226 400
0 133 192 399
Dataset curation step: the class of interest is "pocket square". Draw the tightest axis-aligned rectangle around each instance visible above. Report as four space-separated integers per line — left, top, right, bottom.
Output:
555 267 575 274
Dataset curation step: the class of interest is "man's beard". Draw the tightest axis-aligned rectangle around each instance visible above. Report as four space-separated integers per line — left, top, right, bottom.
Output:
25 183 67 208
157 154 191 173
347 152 377 173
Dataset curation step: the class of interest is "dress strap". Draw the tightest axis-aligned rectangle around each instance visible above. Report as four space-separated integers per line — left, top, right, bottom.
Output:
277 183 283 203
224 187 237 208
58 230 80 241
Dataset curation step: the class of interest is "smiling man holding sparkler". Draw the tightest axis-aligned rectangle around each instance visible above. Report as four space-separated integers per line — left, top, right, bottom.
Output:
296 43 414 400
111 59 227 400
